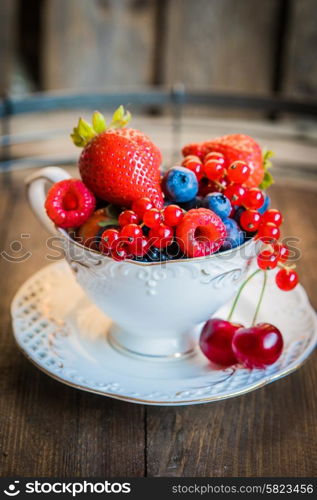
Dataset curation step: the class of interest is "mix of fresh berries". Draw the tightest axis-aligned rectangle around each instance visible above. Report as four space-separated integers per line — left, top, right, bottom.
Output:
43 106 302 370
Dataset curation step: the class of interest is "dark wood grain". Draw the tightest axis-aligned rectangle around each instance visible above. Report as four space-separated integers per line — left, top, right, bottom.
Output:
0 166 316 477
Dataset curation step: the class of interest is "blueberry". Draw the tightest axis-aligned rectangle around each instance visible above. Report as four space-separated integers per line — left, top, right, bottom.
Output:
258 193 271 214
166 241 186 260
162 166 198 203
221 218 245 250
142 225 151 236
179 196 203 211
203 192 231 220
233 206 246 225
133 255 151 262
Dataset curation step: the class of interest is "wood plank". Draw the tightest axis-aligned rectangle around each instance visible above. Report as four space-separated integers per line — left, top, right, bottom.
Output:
0 0 17 93
0 169 145 476
163 0 279 93
42 0 157 90
284 0 317 97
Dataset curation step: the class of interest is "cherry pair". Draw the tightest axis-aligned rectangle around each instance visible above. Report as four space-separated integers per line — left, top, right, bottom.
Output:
199 318 283 368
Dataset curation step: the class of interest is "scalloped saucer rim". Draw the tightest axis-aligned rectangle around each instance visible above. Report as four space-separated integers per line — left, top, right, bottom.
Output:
11 261 317 406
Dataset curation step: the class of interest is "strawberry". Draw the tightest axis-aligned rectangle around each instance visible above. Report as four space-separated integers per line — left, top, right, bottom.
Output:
71 108 163 208
183 134 264 188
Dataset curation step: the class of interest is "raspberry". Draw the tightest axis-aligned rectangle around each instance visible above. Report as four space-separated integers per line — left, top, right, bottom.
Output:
176 208 226 258
45 179 95 228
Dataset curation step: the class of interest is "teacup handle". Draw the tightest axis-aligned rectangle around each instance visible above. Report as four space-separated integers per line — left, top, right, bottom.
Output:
26 166 71 235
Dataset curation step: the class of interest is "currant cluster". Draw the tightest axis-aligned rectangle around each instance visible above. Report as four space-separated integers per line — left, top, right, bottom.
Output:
183 152 298 292
99 197 184 261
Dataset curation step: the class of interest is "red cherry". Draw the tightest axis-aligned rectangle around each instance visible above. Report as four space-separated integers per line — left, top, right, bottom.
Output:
257 250 279 270
258 223 280 243
204 152 226 165
204 159 226 181
199 318 242 366
262 209 283 227
132 197 153 219
99 229 120 254
240 209 261 231
232 323 284 368
274 242 290 263
184 159 204 181
224 184 246 204
120 223 142 243
244 188 265 210
143 208 162 228
149 223 174 249
275 268 299 291
118 210 139 227
163 204 184 226
227 161 250 184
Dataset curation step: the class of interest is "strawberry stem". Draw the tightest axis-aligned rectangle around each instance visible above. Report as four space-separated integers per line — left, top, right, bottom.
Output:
251 270 267 326
71 106 131 148
227 269 261 322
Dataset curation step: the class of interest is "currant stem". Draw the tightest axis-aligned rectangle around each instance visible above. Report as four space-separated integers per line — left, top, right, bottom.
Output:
251 270 267 326
227 268 262 322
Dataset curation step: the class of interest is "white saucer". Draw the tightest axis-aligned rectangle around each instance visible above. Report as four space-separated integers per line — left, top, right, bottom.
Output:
11 261 317 406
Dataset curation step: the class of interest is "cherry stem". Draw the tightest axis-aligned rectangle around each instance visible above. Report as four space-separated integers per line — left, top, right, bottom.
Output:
227 269 261 322
251 270 267 326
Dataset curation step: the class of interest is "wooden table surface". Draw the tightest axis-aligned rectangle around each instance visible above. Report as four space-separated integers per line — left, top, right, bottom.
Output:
0 120 317 477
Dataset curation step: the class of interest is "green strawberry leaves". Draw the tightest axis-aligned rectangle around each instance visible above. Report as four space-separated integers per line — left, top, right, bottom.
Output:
92 111 107 134
110 105 131 129
259 149 274 190
71 106 131 148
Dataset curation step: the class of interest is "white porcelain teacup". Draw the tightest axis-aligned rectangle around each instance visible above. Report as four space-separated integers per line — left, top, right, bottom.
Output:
26 167 256 359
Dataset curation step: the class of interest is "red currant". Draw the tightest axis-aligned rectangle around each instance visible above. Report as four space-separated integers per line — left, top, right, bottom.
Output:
120 224 142 243
275 268 298 291
118 210 139 227
204 159 226 181
240 209 261 231
257 223 280 242
99 229 120 254
257 250 279 270
243 188 265 210
274 242 290 263
111 242 129 261
163 205 184 226
129 236 150 257
143 208 162 228
184 159 204 180
224 184 246 204
149 224 174 249
204 152 226 165
132 197 153 219
227 161 250 184
182 155 201 166
232 323 283 368
262 209 283 227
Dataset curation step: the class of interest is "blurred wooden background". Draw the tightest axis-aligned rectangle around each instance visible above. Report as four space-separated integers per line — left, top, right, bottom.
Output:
1 0 317 99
